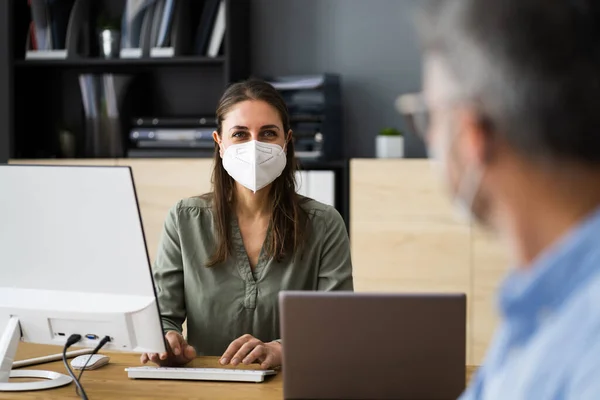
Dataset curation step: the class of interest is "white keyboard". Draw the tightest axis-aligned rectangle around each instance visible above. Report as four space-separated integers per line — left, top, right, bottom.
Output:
124 366 277 383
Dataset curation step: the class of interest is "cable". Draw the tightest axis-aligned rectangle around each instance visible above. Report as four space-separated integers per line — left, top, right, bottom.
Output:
75 336 111 398
62 334 88 400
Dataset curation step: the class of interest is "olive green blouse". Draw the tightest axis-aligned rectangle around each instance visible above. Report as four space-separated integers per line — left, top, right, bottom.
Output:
152 195 354 356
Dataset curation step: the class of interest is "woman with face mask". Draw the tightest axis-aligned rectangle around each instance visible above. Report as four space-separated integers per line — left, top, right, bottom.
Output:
140 79 354 369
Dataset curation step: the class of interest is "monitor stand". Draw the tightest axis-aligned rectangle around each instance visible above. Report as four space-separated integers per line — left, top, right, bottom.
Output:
0 316 73 391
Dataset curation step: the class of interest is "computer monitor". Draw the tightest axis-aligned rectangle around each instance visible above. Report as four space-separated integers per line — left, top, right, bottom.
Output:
0 164 166 392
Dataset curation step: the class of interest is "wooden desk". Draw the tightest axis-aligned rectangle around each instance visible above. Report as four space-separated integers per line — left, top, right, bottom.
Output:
3 343 478 399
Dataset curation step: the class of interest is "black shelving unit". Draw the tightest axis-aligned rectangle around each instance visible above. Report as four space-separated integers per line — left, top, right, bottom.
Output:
1 0 250 160
0 1 12 164
0 0 351 230
14 56 226 69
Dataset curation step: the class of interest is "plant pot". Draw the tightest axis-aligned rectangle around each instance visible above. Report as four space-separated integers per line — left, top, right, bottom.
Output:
376 135 404 158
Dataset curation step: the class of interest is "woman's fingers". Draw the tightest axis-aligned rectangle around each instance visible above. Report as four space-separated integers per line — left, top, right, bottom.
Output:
139 332 196 367
230 338 262 366
182 343 197 361
220 334 253 365
260 352 275 370
165 331 182 356
144 333 278 369
149 353 160 363
242 344 266 365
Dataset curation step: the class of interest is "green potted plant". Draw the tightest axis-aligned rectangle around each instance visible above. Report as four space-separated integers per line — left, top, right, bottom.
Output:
376 127 404 158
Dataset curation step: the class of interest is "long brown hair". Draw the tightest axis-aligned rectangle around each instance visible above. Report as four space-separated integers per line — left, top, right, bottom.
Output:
204 79 308 267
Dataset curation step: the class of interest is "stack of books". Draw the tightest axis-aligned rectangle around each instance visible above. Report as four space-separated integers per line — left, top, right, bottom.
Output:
26 0 76 59
127 116 217 158
121 0 227 58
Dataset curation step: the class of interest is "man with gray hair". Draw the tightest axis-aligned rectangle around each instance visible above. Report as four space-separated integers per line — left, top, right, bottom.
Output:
398 0 600 398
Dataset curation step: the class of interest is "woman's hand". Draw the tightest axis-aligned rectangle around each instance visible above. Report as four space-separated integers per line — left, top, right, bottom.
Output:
140 331 197 367
220 334 282 369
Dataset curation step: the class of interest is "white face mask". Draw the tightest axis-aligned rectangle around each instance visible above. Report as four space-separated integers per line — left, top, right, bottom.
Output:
429 128 484 223
222 140 287 193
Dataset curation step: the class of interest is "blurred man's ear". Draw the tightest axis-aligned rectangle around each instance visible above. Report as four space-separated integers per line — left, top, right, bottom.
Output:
456 108 489 167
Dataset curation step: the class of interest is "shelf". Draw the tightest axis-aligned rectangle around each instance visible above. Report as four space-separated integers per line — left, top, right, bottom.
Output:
14 56 226 70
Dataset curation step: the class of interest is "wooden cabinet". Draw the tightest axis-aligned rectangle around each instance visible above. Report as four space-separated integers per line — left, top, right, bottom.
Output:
350 159 507 365
9 159 117 166
8 158 506 365
115 159 213 263
472 228 508 362
351 159 473 362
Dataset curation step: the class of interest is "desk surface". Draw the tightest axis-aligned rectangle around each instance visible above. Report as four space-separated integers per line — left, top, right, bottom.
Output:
3 343 478 399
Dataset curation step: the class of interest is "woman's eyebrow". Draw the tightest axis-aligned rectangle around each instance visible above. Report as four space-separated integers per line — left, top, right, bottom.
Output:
260 125 280 131
228 125 280 131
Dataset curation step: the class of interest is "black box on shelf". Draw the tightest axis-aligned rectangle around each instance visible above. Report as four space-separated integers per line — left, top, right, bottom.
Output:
266 74 343 162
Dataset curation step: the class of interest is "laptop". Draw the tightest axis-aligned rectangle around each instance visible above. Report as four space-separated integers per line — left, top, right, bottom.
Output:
279 292 466 400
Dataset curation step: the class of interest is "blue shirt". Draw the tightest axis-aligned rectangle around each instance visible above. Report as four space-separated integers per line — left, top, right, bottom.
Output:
460 207 600 400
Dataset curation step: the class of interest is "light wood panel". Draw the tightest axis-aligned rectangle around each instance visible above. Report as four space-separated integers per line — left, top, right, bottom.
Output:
8 159 117 166
472 227 509 362
351 159 464 225
350 159 473 363
350 159 512 366
116 158 214 263
352 222 471 293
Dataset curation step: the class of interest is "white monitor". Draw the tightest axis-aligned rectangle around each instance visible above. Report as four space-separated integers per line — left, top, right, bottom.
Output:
0 164 166 391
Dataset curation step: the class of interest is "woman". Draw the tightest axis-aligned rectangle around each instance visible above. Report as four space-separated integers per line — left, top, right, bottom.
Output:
140 79 353 369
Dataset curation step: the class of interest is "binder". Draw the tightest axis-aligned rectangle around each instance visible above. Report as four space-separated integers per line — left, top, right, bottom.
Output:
64 0 91 58
79 73 133 157
47 0 76 49
150 0 198 57
120 0 156 58
26 0 76 59
29 0 53 50
206 0 225 57
149 0 165 48
193 0 220 55
139 2 156 56
166 0 195 56
156 0 175 47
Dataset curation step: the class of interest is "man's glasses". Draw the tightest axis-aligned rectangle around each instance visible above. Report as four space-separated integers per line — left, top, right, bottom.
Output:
395 92 430 141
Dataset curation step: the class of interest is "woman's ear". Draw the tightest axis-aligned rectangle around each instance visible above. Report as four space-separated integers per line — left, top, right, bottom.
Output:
213 131 224 157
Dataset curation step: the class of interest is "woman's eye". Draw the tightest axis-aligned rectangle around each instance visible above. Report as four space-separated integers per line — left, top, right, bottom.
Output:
232 131 247 138
262 130 277 137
